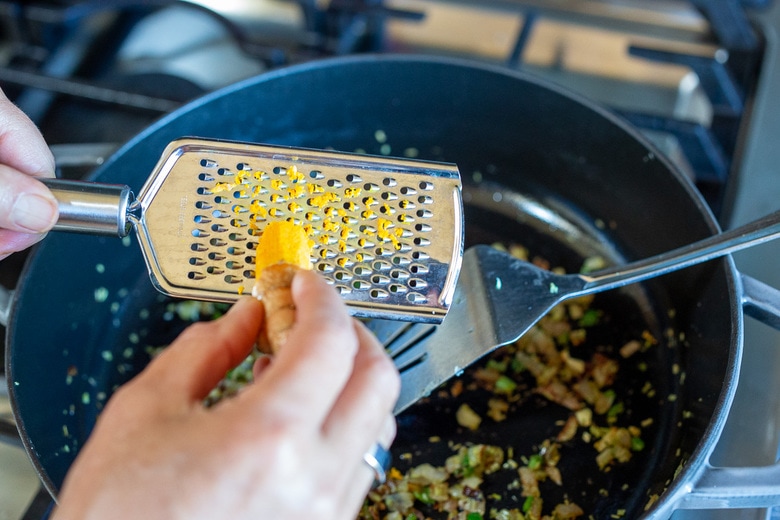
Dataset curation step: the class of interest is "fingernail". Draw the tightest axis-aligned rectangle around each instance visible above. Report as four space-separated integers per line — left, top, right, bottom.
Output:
12 193 58 233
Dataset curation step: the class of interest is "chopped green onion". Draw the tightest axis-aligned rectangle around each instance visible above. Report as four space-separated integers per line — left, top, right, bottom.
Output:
631 437 645 451
579 309 601 327
494 375 517 394
607 401 625 418
413 487 435 505
486 359 508 372
527 454 543 470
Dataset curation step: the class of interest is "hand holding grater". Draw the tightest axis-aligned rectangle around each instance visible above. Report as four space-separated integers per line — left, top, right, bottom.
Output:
43 138 464 323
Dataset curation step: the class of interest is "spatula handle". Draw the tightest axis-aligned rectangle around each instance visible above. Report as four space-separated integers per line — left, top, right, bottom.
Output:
41 178 134 238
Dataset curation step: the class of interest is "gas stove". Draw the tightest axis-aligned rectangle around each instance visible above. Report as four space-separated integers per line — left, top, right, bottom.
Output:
1 1 779 519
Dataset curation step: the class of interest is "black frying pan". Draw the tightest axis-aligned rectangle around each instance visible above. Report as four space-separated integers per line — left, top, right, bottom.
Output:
6 55 780 517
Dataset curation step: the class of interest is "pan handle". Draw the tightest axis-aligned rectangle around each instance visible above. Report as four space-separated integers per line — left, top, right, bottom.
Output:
41 178 135 238
676 273 780 510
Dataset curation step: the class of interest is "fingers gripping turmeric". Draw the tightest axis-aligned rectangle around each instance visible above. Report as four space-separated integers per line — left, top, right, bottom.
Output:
253 221 313 354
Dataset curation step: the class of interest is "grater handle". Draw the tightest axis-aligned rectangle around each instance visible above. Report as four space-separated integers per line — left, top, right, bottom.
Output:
41 178 134 238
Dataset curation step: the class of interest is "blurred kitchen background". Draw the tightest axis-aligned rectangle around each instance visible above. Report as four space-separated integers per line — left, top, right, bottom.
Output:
0 1 778 518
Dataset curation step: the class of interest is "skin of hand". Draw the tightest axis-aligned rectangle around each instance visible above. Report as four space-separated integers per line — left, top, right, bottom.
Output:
0 89 59 260
52 269 400 520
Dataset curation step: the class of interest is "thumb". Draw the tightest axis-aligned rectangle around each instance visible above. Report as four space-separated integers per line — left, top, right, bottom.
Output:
0 165 59 234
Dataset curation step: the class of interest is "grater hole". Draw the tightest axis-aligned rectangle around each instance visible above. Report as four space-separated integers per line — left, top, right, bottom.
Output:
212 209 228 218
419 181 434 190
382 177 397 187
400 186 417 195
413 237 431 246
229 233 246 242
371 275 390 285
191 243 207 252
200 159 217 168
327 179 343 188
411 251 429 260
224 275 242 284
208 252 225 261
207 266 224 275
407 293 427 303
418 195 433 204
309 170 324 180
316 263 334 273
217 167 229 175
408 278 427 289
410 263 429 274
246 241 257 250
194 215 211 224
227 246 244 255
214 196 231 204
364 182 380 192
198 173 215 182
189 258 206 266
245 256 254 264
373 260 391 271
226 261 243 270
192 229 209 238
237 162 250 171
195 201 212 210
210 238 227 247
229 219 247 228
352 280 370 290
211 224 229 233
188 272 206 281
390 269 409 280
415 223 431 232
370 289 389 299
346 174 362 183
334 271 352 281
243 270 254 279
416 209 433 218
389 284 407 294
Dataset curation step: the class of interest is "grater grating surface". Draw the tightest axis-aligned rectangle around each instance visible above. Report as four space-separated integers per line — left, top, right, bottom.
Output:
133 138 463 322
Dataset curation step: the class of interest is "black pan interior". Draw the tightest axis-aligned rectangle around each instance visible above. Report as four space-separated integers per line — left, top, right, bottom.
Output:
6 56 738 517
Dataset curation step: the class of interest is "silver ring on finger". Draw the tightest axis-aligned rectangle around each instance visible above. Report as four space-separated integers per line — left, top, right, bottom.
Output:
362 442 391 486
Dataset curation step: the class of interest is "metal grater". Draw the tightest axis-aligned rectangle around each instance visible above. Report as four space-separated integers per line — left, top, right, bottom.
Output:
44 138 464 323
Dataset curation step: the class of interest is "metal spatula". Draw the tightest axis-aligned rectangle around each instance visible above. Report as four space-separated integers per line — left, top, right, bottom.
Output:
382 209 780 414
43 137 464 323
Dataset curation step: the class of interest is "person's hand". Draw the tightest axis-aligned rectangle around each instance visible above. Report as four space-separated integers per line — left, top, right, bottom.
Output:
52 269 400 520
0 89 58 260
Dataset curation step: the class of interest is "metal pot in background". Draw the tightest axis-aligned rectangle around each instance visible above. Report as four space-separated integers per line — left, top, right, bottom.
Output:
3 56 780 518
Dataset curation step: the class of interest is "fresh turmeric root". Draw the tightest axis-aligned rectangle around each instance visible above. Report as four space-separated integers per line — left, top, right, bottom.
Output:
253 220 313 354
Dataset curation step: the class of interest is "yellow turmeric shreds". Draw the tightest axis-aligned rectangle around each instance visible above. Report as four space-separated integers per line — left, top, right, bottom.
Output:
286 164 305 183
309 192 340 208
